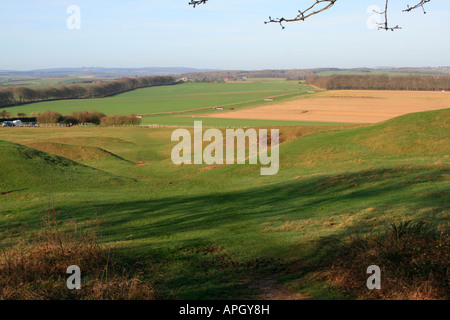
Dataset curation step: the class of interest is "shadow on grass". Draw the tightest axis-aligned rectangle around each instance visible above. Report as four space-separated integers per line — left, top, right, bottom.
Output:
3 165 448 299
54 166 447 240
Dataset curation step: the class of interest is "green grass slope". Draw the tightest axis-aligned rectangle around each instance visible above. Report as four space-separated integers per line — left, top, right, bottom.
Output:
25 142 134 163
0 140 129 193
156 109 449 194
275 108 449 177
0 109 448 299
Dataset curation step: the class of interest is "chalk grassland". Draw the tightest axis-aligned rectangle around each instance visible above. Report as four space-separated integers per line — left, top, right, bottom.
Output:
2 82 312 118
0 108 449 299
206 90 450 123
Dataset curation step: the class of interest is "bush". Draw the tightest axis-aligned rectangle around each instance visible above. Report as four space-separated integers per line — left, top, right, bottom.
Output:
63 111 106 125
37 111 63 124
100 114 141 126
0 212 157 300
0 110 11 118
311 221 449 300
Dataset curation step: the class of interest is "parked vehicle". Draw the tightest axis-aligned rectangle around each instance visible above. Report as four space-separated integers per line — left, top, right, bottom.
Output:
1 121 15 127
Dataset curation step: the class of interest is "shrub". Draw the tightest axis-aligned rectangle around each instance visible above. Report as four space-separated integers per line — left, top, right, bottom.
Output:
0 110 12 118
37 111 63 124
311 221 449 300
63 111 106 125
0 212 157 300
100 114 141 126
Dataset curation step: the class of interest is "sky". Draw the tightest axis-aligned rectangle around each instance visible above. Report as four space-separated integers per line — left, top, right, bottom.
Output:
0 0 449 71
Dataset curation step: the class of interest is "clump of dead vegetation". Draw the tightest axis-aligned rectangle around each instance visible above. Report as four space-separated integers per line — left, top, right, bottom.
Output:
314 220 449 300
0 212 156 300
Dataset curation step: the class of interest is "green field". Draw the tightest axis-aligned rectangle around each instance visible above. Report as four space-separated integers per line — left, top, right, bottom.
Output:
1 107 448 299
2 82 312 119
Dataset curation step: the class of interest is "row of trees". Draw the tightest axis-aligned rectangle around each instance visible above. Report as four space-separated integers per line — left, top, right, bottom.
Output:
100 115 142 126
0 76 177 108
181 68 450 83
306 75 450 91
36 110 141 126
181 69 327 82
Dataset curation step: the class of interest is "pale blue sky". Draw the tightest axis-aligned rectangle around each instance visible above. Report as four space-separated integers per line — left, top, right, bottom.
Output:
0 0 449 70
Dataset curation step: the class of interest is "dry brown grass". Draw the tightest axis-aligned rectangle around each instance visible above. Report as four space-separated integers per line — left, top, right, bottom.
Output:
0 212 157 300
312 221 449 300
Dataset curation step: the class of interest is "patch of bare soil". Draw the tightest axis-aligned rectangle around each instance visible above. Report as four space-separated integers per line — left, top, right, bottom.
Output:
199 164 226 172
248 275 308 300
132 161 152 168
205 90 450 124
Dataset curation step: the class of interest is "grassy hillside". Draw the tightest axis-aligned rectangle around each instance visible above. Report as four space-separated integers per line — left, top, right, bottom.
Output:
0 109 448 299
0 140 128 191
25 142 134 163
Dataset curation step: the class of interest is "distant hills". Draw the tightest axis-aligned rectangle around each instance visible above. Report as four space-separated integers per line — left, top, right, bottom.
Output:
0 67 218 80
1 66 449 82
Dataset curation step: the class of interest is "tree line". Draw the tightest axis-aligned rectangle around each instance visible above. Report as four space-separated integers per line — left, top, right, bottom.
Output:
0 76 177 108
180 68 450 83
36 110 141 126
181 69 332 82
306 74 450 91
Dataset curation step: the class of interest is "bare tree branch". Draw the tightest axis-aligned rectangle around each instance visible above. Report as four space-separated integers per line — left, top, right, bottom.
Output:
375 0 401 31
188 0 208 9
404 0 431 13
188 0 432 30
264 0 337 30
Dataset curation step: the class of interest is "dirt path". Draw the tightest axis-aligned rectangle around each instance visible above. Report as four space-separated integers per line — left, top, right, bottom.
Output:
248 275 308 300
132 161 152 168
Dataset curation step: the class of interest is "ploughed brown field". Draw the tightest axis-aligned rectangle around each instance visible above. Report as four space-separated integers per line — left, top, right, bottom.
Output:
205 90 450 123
